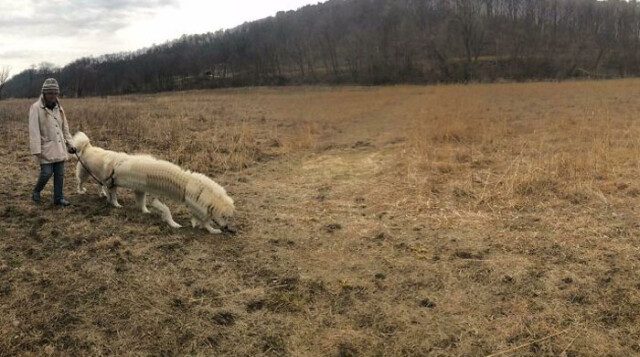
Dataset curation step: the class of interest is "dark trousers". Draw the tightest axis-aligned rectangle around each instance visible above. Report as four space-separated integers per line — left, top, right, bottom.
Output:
34 161 65 203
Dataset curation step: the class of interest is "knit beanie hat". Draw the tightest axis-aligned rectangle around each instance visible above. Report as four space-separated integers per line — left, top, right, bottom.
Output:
42 78 60 94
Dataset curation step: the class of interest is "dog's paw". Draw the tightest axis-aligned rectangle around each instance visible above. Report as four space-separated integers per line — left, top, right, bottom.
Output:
170 222 182 229
77 188 87 194
142 208 151 214
112 202 123 208
206 228 222 234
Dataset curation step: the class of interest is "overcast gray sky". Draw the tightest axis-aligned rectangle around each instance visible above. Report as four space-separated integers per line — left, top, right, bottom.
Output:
0 0 321 77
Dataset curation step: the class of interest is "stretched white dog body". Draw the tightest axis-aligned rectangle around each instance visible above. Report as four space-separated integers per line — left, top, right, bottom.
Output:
114 156 235 233
71 132 235 234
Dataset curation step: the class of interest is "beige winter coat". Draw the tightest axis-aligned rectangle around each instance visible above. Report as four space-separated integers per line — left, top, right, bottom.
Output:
28 96 73 164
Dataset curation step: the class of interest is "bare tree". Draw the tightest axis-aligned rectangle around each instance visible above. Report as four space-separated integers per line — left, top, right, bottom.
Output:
454 0 485 64
0 66 10 100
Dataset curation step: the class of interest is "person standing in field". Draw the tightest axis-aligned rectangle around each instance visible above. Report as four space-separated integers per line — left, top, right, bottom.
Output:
28 78 76 207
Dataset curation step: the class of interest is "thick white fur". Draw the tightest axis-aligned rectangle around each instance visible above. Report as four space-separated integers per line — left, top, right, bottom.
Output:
71 132 235 234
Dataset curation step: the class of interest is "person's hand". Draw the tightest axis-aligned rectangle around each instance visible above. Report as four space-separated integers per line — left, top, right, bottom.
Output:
67 146 77 154
33 154 41 164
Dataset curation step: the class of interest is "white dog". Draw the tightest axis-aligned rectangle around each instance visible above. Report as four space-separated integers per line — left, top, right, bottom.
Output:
71 132 235 234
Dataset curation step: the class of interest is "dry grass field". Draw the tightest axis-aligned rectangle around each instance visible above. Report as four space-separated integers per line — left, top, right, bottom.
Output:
1 80 640 356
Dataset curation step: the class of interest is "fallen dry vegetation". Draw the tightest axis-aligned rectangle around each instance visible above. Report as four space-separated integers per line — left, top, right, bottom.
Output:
1 81 639 356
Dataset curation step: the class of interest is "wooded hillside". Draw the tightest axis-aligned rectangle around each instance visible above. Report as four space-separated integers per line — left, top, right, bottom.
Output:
4 0 640 97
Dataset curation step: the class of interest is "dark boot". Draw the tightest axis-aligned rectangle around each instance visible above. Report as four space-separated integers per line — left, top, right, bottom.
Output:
32 191 41 204
54 198 71 207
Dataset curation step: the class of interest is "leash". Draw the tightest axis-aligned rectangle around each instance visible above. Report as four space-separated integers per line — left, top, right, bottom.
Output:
74 152 116 189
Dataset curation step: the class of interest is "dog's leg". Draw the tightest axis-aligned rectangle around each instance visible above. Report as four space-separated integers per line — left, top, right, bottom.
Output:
76 162 88 194
150 198 182 228
202 221 222 235
188 205 220 234
108 187 122 208
135 191 150 214
191 217 221 234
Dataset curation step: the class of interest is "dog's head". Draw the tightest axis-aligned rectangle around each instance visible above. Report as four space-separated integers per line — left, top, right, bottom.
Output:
71 131 91 154
212 204 235 231
189 172 236 232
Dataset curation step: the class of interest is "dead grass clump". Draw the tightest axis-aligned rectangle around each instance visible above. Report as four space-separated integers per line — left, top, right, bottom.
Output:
95 236 123 251
561 188 592 205
514 177 558 197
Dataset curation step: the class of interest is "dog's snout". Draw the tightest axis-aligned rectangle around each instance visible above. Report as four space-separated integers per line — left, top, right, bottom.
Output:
222 225 237 234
